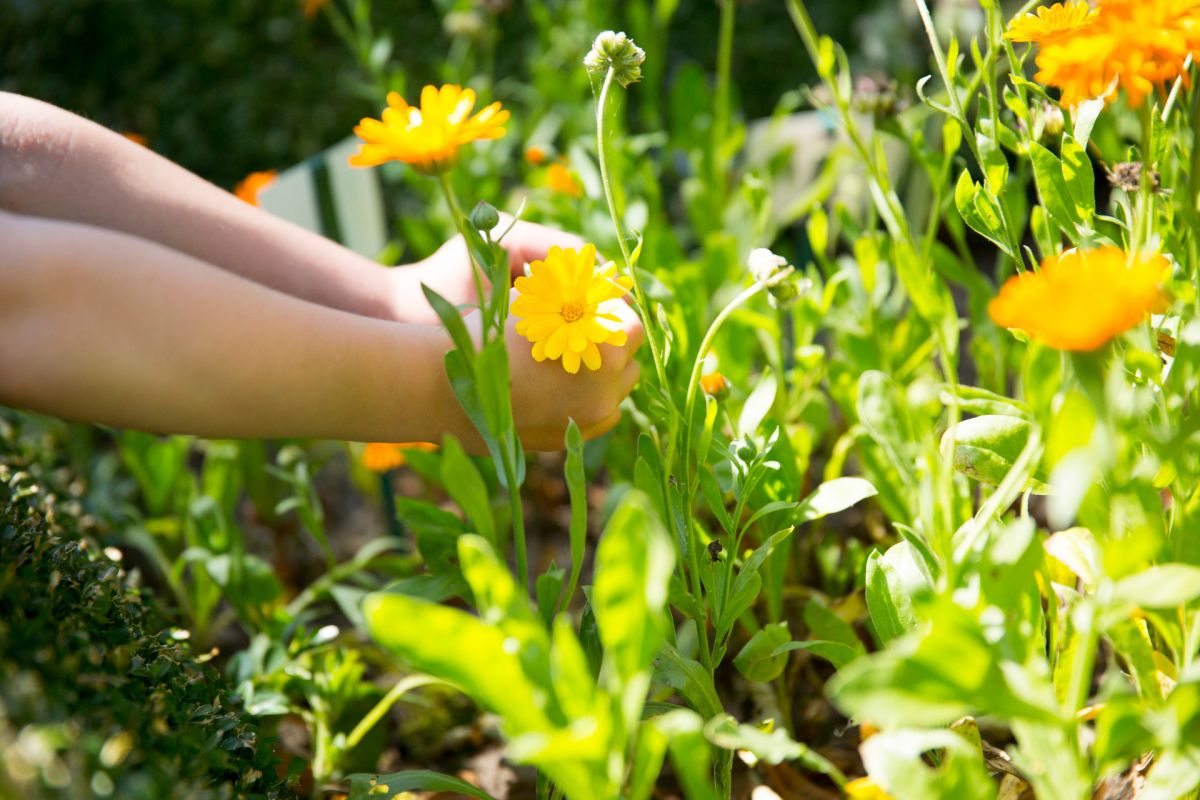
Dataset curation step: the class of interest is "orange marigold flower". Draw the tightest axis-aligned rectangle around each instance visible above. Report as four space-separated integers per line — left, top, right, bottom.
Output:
1006 1 1098 44
512 244 632 374
362 442 437 473
524 145 549 165
988 247 1170 351
844 777 892 800
349 84 509 174
233 170 278 206
1032 0 1200 107
699 371 728 396
546 161 582 197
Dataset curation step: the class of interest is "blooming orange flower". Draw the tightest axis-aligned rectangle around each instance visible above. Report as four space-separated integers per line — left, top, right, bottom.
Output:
524 145 548 166
1006 1 1098 44
1030 0 1200 107
511 244 632 374
699 371 728 396
349 85 509 174
546 161 582 197
362 442 438 473
233 171 278 206
988 247 1170 351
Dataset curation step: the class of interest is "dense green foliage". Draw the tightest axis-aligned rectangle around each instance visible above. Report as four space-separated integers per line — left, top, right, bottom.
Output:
0 418 296 800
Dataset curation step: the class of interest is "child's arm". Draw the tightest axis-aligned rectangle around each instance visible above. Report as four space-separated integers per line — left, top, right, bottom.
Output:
0 211 641 448
0 92 579 325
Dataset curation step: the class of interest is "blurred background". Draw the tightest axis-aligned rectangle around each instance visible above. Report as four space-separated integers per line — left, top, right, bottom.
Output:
0 0 949 191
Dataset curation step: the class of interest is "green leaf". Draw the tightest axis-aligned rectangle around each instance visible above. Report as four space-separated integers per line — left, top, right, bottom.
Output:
363 591 554 735
859 728 997 800
704 715 845 778
593 490 675 712
1113 565 1200 609
421 283 475 356
439 435 496 547
348 770 496 800
1059 134 1095 226
1029 141 1079 236
864 543 928 646
559 420 587 613
738 370 777 438
733 622 791 682
715 528 794 643
796 477 877 522
941 415 1050 493
654 643 723 720
774 640 862 670
955 170 1012 256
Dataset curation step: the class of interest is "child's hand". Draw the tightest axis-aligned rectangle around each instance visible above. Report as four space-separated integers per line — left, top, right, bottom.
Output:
442 289 644 452
391 217 586 322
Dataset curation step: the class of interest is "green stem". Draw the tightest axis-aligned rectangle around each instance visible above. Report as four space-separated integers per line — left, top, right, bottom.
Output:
504 451 529 591
437 171 490 343
344 675 445 752
1134 102 1157 252
595 66 670 393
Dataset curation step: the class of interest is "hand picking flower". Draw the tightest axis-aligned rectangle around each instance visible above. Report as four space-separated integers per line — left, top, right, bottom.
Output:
511 244 633 374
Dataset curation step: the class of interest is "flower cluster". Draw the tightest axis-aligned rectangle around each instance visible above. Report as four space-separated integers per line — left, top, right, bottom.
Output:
988 247 1169 351
349 84 509 174
1008 0 1200 107
511 244 632 373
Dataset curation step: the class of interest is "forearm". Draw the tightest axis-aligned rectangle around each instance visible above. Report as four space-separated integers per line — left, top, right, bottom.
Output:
0 212 462 442
0 92 429 322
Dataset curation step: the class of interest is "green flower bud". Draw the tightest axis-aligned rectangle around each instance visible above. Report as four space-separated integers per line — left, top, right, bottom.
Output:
583 30 646 87
469 200 500 232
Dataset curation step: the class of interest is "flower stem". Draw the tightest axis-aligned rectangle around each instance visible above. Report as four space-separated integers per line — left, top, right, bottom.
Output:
595 66 670 392
437 171 490 343
711 0 736 195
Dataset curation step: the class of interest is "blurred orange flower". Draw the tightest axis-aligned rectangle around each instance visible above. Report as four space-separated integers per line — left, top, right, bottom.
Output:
988 247 1170 351
233 171 278 206
546 161 582 197
524 145 549 165
302 0 331 17
362 442 438 473
349 84 509 174
123 132 150 148
1005 1 1097 44
699 371 728 396
1024 0 1200 107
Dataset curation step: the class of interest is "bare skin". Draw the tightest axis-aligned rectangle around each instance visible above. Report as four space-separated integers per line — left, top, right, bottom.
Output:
0 92 642 449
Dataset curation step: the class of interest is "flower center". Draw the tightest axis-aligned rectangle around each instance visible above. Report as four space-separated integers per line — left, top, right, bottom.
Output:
561 300 587 323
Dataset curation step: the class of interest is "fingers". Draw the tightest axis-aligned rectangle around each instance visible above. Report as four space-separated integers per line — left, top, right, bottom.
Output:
618 358 641 399
495 216 587 277
581 408 621 440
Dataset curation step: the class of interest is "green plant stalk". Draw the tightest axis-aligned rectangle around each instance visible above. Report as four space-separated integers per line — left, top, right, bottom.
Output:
1134 102 1157 253
436 170 528 589
594 66 670 393
343 675 445 752
437 172 490 342
913 0 1027 268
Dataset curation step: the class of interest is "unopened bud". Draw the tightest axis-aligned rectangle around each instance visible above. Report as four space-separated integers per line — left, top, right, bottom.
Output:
584 30 646 87
469 200 500 232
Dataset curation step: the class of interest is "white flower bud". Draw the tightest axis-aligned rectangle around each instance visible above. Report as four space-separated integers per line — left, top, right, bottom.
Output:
748 248 788 282
584 30 646 87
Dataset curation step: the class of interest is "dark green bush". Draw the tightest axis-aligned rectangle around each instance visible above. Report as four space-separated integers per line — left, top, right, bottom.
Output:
0 421 297 800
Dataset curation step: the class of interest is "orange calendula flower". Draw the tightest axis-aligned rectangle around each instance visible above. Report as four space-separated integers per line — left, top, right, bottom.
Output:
844 777 892 800
988 247 1170 351
699 371 728 396
362 442 437 473
1006 1 1098 44
1031 0 1200 107
546 161 582 197
511 244 632 374
233 171 278 206
349 85 509 174
524 145 549 166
